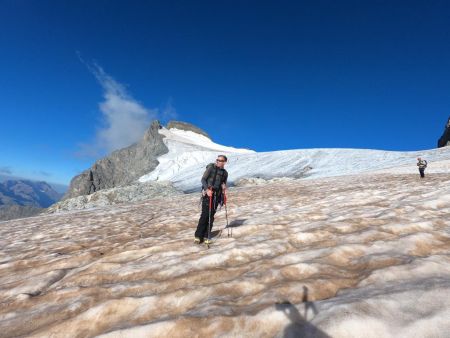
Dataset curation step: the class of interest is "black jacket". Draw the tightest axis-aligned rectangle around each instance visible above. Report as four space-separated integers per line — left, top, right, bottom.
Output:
201 163 228 191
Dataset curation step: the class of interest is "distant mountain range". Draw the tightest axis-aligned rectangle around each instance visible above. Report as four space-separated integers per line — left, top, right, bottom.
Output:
0 175 68 194
0 179 63 221
0 180 62 207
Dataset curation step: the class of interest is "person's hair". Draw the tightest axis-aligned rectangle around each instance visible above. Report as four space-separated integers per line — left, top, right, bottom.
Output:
218 155 228 162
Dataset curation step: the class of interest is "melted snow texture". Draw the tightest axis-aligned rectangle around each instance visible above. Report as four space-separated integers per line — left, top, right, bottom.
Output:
1 173 450 337
139 127 450 193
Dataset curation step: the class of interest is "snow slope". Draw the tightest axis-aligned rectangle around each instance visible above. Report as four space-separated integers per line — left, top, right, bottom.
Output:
138 127 254 189
1 173 450 337
139 127 450 192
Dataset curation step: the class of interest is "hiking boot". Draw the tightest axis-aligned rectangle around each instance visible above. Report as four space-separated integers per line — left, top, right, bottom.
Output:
194 237 202 244
204 238 212 245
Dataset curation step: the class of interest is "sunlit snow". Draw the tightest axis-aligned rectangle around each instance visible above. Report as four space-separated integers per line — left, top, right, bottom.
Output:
139 126 450 192
1 172 450 337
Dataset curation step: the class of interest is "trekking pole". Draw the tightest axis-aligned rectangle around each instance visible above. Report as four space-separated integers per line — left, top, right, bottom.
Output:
218 190 226 238
207 189 212 248
225 203 230 237
224 190 231 237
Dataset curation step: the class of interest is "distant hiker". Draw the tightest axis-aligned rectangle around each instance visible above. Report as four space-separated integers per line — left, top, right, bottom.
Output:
194 155 228 245
417 157 428 178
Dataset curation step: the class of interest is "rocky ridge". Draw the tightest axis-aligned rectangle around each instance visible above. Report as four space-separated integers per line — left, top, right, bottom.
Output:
48 181 181 213
438 116 450 147
64 120 210 201
166 120 210 139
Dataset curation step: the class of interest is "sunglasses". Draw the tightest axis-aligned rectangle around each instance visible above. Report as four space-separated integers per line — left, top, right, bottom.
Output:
216 159 225 162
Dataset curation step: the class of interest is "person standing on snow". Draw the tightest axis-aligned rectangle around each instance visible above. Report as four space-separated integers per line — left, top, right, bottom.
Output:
194 155 228 245
417 157 428 178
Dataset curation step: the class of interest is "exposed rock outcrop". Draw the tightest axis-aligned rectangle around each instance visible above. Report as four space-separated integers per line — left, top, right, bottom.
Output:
49 181 181 213
166 121 210 139
438 116 450 148
64 120 169 200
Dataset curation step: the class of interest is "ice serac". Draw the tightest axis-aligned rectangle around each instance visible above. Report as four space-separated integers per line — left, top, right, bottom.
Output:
438 116 450 148
63 121 169 199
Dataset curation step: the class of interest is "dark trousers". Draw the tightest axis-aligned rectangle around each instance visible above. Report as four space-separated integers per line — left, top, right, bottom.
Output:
195 193 220 239
419 168 425 178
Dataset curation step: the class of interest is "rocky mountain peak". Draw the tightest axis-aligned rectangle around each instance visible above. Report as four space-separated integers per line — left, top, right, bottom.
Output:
141 120 164 143
64 120 214 200
65 120 213 200
64 120 169 200
166 120 210 139
438 116 450 148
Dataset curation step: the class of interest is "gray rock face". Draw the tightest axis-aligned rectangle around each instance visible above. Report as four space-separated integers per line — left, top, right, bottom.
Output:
48 181 181 213
438 117 450 148
166 121 210 139
64 120 169 200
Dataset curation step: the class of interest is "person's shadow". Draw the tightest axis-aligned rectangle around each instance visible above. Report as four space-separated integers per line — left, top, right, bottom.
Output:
275 287 329 338
214 219 247 238
302 285 318 320
228 219 246 228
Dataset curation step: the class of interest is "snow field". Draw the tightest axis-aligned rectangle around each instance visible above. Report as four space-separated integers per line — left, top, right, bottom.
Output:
0 173 449 337
139 126 450 193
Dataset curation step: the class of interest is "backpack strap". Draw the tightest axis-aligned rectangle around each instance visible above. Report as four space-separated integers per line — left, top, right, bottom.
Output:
221 170 228 185
211 166 219 189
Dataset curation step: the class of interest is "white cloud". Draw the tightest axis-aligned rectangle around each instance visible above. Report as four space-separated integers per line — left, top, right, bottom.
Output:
76 53 163 158
75 53 182 158
89 63 157 153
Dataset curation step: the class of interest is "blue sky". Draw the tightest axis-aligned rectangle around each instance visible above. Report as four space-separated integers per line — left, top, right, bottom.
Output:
1 0 449 186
